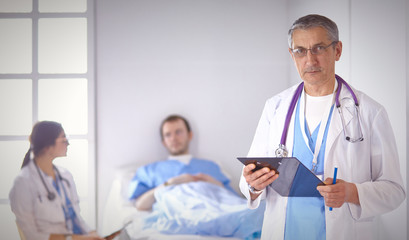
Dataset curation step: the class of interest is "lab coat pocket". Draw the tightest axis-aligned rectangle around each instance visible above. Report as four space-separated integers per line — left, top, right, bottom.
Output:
355 217 375 239
355 215 375 222
34 195 65 223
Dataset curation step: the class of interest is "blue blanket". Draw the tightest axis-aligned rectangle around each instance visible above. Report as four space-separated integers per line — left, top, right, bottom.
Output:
126 182 264 239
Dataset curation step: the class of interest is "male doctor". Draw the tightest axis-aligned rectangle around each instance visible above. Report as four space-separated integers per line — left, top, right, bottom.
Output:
239 14 405 239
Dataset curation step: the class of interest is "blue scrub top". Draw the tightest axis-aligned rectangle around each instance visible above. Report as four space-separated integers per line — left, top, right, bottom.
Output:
284 97 334 240
53 178 83 234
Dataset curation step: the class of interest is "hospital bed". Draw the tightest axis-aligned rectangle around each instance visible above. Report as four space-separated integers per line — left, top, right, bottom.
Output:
102 164 263 240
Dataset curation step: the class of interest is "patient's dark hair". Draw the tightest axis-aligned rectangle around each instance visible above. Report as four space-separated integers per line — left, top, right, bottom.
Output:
160 115 191 140
21 121 63 168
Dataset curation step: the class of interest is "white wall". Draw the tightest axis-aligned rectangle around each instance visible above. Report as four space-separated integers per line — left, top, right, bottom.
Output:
95 0 289 231
95 0 407 238
406 0 409 237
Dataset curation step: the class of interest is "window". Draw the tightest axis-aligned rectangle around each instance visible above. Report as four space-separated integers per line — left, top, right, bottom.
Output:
0 0 95 238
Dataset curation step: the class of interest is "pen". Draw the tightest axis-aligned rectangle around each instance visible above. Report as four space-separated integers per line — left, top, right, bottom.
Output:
329 167 338 211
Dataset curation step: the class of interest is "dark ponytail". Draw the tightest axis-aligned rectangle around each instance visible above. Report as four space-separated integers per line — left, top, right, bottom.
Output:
20 121 63 169
21 148 31 169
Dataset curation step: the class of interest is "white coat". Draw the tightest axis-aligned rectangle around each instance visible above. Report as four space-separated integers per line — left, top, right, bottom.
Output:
9 159 91 240
239 82 405 240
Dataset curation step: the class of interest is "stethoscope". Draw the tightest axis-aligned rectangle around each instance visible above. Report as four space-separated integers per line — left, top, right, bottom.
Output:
275 74 364 159
34 161 71 201
34 160 79 233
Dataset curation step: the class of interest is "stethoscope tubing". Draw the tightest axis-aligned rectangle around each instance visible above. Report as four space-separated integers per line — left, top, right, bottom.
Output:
335 75 359 107
34 161 71 201
280 83 304 147
279 74 359 147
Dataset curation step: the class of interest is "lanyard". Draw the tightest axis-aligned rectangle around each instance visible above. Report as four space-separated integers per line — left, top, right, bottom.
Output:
53 170 73 232
278 75 351 157
56 170 83 234
298 85 335 172
277 75 362 169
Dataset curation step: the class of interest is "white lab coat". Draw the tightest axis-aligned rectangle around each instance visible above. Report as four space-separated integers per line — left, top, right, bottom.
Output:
9 159 91 240
239 82 405 240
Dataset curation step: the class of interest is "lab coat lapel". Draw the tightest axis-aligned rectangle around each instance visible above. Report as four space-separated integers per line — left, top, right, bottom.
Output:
29 161 66 207
325 85 353 163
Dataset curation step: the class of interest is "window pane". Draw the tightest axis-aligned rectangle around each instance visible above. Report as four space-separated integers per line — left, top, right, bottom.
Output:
0 204 20 239
0 0 32 13
0 141 28 199
38 78 88 134
38 18 87 73
0 19 32 73
53 139 88 198
0 80 32 135
39 0 86 13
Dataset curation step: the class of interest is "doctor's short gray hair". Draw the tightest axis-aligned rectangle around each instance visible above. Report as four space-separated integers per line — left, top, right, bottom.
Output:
288 14 339 48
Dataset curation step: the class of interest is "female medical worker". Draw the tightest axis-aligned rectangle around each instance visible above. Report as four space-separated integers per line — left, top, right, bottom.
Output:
9 121 103 240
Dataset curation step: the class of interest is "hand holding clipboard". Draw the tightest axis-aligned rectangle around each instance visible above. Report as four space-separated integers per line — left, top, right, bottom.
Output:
238 157 324 197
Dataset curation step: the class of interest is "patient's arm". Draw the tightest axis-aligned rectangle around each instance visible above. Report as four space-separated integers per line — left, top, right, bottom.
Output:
194 173 224 187
167 173 224 188
134 187 156 211
135 173 224 210
135 174 197 210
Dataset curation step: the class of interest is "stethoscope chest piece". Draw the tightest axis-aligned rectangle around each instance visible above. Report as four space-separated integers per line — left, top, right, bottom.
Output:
274 74 363 161
34 161 70 202
275 144 288 157
48 192 56 201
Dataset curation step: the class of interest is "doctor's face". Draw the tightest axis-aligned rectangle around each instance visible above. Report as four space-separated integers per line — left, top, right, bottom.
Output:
50 131 69 158
162 119 192 156
289 27 342 90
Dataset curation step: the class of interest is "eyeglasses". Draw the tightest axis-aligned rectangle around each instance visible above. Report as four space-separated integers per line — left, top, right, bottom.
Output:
290 41 338 58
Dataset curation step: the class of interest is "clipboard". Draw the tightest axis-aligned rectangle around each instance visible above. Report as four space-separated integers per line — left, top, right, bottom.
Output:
103 220 132 240
237 157 324 197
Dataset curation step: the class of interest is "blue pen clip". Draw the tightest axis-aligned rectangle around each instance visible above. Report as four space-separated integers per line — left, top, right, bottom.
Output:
329 167 338 211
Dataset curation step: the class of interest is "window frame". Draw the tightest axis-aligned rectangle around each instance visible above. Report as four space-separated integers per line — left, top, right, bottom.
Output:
0 0 96 229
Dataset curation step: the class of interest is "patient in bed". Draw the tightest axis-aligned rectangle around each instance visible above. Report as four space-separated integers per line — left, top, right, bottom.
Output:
122 115 264 239
128 114 237 209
